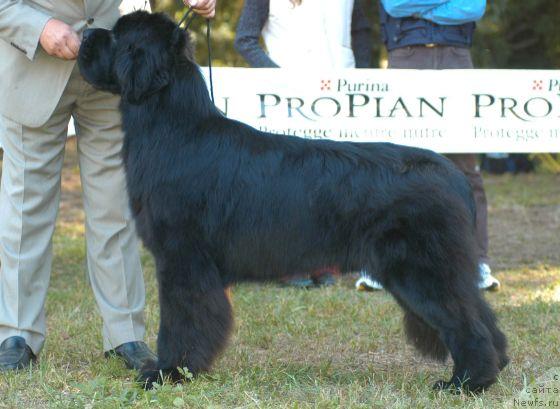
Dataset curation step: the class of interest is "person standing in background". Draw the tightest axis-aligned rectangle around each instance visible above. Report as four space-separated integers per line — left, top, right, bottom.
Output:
235 0 372 287
235 0 371 70
0 0 216 372
355 0 500 292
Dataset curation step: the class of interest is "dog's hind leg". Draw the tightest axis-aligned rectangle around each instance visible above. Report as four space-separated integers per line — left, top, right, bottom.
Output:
138 246 233 389
402 308 448 362
476 296 509 371
386 275 500 393
374 225 503 394
371 196 503 392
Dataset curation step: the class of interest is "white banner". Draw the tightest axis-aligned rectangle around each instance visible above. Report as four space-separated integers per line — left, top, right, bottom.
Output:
202 68 560 153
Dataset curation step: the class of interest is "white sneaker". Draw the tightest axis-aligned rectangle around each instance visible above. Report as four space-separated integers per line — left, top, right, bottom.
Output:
479 263 500 291
355 272 383 291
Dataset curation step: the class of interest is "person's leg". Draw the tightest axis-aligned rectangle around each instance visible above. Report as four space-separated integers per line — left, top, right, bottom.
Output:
0 99 73 355
355 46 438 292
436 47 499 290
387 46 436 69
448 155 498 285
387 45 498 290
433 47 489 260
72 78 146 352
446 154 489 262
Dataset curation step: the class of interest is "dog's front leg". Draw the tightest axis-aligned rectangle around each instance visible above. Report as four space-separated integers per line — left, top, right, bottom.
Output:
138 249 233 389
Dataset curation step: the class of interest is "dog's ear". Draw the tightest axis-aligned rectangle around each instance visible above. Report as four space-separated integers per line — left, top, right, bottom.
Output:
117 46 170 104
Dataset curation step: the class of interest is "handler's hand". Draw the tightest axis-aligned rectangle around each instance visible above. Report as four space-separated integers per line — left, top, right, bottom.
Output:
39 19 81 60
184 0 216 18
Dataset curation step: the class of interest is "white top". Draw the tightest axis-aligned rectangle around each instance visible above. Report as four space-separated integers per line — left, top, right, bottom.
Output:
262 0 356 69
118 0 151 14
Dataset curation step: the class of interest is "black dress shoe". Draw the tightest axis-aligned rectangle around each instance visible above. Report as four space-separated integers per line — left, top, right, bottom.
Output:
105 341 157 371
0 336 36 372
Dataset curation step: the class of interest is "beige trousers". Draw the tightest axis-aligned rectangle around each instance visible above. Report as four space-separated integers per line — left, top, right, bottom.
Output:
0 65 145 354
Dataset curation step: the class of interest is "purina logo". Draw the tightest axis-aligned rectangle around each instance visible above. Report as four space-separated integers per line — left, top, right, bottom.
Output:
532 80 544 91
319 78 390 93
320 79 331 91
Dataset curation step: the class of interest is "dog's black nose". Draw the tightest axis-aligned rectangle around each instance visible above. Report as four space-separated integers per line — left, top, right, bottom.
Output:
82 28 95 42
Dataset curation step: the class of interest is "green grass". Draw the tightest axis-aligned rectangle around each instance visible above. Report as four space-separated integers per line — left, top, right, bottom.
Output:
484 172 560 208
1 144 559 408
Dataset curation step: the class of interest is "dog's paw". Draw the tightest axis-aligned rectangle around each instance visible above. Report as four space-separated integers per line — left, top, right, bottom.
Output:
136 367 192 390
137 369 164 390
432 379 463 394
433 380 451 390
433 378 486 395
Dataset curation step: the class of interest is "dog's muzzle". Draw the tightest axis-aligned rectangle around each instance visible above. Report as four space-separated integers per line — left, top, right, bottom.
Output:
82 28 96 43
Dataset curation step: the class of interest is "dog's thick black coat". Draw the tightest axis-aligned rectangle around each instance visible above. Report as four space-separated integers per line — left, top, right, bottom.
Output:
78 12 508 392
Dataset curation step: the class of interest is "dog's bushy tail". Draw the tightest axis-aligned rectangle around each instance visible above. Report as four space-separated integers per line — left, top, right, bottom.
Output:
403 309 448 362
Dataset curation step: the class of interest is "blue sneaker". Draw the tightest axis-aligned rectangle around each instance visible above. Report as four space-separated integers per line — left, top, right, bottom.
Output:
283 276 314 288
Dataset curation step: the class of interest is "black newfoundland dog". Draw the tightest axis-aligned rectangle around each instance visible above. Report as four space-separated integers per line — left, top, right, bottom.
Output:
78 11 508 392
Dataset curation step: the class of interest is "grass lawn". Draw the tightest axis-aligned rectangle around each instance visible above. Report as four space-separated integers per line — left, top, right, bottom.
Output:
1 139 559 408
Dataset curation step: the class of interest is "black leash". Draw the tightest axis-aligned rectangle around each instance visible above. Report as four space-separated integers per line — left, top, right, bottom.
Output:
206 19 214 104
178 6 196 30
178 7 215 104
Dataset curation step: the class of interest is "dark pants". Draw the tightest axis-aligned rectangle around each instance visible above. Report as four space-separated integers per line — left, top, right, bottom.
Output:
388 45 488 262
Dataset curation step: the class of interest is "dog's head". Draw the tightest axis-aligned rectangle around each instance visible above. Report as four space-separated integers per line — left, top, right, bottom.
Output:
78 11 191 104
